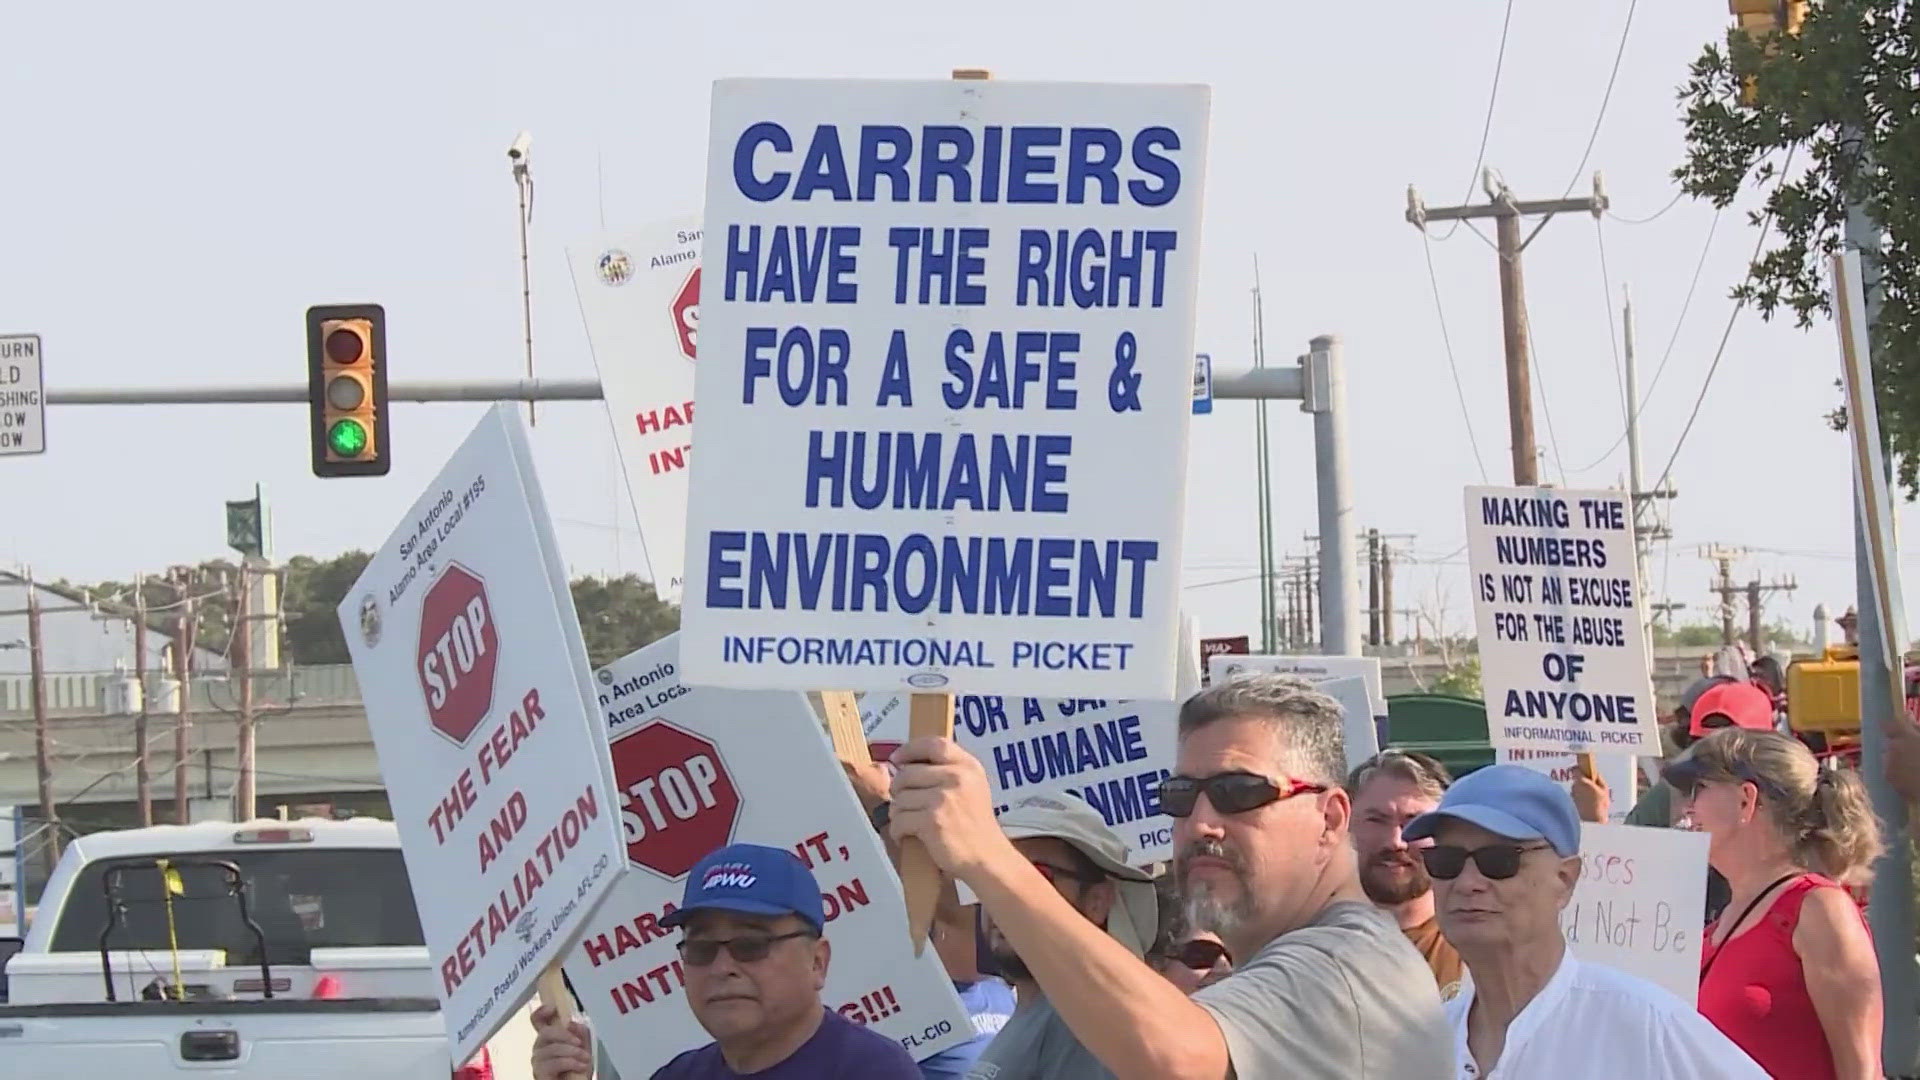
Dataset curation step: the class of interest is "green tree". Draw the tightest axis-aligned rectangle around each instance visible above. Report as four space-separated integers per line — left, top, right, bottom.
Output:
279 552 373 663
1653 622 1730 649
1432 656 1482 700
69 558 679 669
570 574 680 668
1675 0 1920 490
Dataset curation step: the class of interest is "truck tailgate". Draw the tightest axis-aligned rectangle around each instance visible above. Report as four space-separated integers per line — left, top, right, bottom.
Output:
0 998 451 1079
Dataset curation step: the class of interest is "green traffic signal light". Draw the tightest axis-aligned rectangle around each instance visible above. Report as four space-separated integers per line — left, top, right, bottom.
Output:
328 418 369 458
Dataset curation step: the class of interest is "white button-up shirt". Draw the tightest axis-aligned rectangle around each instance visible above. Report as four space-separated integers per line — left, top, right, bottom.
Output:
1447 951 1766 1079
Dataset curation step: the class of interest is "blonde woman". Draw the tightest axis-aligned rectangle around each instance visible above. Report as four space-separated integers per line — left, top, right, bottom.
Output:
1665 729 1884 1080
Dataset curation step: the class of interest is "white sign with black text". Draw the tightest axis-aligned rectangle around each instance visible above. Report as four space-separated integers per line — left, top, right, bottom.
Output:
1465 485 1660 756
0 334 45 456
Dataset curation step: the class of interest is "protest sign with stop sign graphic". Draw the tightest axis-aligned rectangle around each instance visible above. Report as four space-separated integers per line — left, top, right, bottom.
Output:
417 563 499 745
611 720 739 879
670 267 699 362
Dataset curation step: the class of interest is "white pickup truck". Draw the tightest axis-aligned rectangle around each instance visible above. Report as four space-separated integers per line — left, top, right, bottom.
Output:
0 817 531 1079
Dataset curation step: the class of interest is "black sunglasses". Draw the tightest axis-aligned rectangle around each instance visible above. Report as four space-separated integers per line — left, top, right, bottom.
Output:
1159 771 1327 818
1420 843 1552 881
676 930 814 966
1175 938 1229 970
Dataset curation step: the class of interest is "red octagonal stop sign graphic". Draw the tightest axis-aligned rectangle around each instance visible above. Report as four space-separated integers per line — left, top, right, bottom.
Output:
669 267 699 362
611 720 740 878
416 563 500 745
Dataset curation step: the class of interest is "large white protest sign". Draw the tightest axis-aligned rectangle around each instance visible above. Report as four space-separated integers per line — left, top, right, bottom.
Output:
679 78 1211 698
570 216 703 603
337 405 627 1063
564 635 970 1073
1562 823 1708 1003
1465 486 1661 756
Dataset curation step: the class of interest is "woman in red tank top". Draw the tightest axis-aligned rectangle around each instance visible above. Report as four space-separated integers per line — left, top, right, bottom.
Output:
1666 729 1884 1080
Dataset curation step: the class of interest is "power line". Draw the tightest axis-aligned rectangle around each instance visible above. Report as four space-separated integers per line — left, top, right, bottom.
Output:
1567 205 1724 473
1560 0 1641 197
1433 0 1517 243
1609 190 1686 225
1419 232 1491 479
1594 217 1628 437
1654 147 1798 489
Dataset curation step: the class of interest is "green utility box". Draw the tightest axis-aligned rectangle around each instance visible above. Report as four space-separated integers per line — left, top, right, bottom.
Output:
1384 693 1494 779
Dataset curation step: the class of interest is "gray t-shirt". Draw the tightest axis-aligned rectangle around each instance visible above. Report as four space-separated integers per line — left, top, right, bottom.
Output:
963 995 1114 1080
1193 900 1454 1079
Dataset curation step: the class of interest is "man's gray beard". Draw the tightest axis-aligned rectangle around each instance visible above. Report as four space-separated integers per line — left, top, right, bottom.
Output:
1184 876 1255 942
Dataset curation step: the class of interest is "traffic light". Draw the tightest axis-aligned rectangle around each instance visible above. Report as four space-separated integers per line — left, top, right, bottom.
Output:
1729 0 1808 105
306 304 390 477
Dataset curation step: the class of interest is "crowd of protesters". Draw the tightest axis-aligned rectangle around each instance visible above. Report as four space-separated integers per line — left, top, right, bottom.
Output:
531 670 1905 1079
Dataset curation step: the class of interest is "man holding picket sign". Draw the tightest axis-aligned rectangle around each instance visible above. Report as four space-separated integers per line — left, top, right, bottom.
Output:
531 843 920 1079
889 674 1453 1079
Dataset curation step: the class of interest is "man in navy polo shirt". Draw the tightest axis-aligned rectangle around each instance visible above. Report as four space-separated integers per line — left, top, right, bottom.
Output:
531 843 920 1079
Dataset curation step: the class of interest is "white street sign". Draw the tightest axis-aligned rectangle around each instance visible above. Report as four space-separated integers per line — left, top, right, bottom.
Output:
680 78 1211 698
0 334 45 456
1465 485 1661 756
337 403 627 1064
570 218 703 603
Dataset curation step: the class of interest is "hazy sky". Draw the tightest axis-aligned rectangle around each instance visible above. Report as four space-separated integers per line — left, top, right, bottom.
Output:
4 1 1907 646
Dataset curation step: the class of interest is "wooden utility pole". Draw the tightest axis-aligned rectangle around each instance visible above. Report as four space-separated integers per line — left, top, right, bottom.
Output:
25 572 58 860
1367 530 1382 646
1746 576 1799 655
234 564 256 822
1381 541 1396 647
1406 170 1609 483
1702 546 1749 648
133 575 152 827
172 585 195 825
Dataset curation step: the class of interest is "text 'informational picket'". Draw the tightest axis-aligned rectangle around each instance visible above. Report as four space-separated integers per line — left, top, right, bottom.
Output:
680 78 1211 698
1465 485 1661 756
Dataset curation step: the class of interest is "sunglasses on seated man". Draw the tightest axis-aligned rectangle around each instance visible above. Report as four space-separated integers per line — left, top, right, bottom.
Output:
1159 771 1328 818
675 929 817 966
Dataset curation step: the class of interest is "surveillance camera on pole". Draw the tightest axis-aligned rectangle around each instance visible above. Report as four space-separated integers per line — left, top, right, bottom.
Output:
508 131 532 172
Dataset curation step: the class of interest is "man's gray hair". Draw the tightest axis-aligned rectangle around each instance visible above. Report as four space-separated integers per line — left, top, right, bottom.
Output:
1177 674 1348 786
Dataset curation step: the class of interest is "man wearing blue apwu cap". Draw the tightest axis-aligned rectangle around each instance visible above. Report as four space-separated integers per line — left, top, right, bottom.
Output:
531 843 920 1080
1401 764 1764 1079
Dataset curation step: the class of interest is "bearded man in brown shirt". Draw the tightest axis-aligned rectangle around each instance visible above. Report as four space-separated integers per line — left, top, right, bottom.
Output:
1346 750 1465 998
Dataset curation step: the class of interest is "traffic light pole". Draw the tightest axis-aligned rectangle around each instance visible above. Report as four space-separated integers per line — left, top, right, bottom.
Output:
49 369 1314 405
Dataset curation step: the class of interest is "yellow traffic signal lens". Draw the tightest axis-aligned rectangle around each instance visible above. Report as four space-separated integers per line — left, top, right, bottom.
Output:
327 418 369 458
326 373 367 410
325 327 367 364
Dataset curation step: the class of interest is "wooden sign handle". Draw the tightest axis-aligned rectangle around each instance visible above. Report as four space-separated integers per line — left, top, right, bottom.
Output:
817 690 868 762
536 963 586 1080
901 692 954 954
